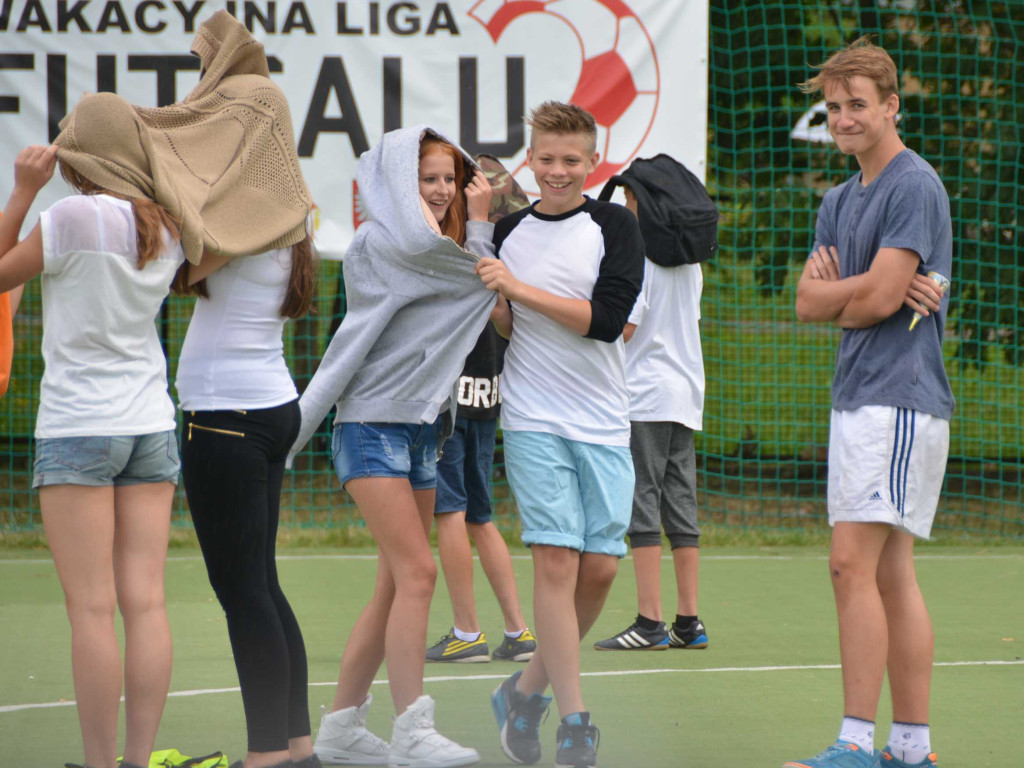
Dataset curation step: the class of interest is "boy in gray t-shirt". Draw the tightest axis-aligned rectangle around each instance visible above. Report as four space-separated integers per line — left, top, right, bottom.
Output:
787 38 953 768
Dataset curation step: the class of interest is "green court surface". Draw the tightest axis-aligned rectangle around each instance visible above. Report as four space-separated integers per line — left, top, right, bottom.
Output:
2 546 1021 767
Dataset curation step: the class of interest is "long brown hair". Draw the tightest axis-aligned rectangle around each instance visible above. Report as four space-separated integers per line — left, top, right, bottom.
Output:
419 136 467 246
59 160 181 268
172 232 317 319
280 232 317 318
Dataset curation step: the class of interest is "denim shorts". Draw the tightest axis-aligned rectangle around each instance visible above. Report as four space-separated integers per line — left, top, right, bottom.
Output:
33 430 180 488
435 417 498 522
502 430 634 556
332 421 439 490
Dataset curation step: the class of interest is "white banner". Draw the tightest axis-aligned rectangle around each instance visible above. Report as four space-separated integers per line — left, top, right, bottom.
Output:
0 0 708 258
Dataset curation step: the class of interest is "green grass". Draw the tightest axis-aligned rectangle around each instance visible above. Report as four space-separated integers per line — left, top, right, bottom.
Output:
2 544 1021 766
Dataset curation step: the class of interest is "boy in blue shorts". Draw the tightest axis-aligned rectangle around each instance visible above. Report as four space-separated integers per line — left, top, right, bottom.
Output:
786 38 953 768
475 101 645 768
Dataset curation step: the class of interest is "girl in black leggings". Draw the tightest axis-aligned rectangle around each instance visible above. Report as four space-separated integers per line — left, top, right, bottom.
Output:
177 235 318 768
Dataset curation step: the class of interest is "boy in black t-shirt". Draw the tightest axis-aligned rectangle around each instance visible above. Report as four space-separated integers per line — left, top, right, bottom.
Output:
427 324 537 665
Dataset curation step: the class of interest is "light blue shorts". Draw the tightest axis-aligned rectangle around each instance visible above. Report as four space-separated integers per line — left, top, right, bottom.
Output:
332 421 439 490
502 430 634 556
33 431 180 488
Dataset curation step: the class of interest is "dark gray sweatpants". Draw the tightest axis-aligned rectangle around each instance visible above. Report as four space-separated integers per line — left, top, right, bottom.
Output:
627 420 700 549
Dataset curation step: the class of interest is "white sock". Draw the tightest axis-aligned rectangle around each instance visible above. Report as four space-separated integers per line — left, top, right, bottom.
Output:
838 716 875 752
453 627 481 642
887 722 931 764
506 628 528 638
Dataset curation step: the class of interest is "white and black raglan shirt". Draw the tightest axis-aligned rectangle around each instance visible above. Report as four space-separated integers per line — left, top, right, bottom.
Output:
493 197 645 447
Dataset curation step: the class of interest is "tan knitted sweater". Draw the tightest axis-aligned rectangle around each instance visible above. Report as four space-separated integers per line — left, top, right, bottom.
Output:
55 11 312 264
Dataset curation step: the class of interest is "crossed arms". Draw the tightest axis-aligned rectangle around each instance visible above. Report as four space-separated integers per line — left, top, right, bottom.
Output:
795 245 944 328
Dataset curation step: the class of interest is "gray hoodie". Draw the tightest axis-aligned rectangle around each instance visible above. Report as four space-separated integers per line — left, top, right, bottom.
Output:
288 126 496 464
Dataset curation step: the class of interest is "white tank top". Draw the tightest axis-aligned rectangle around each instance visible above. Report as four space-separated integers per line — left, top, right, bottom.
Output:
176 248 298 411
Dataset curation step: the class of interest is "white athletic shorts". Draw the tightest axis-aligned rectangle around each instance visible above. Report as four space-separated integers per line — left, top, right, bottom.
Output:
828 405 950 539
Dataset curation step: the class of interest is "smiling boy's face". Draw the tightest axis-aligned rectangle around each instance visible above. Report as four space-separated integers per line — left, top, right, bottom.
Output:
526 131 599 216
824 75 899 159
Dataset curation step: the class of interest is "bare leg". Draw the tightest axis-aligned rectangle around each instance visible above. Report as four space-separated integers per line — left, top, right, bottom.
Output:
112 482 174 767
518 546 581 715
631 545 663 621
343 478 437 714
467 521 527 633
671 545 699 617
573 553 619 641
331 549 395 711
289 736 314 763
436 511 480 632
876 530 933 724
830 521 892 721
41 485 120 768
518 549 618 716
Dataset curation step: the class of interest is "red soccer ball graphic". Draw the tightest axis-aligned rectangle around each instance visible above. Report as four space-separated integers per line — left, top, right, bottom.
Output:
470 0 661 192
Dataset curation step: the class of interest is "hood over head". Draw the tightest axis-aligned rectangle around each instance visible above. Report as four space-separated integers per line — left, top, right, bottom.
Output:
355 125 477 255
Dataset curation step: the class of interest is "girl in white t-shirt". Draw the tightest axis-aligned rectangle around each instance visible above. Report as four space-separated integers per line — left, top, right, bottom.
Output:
173 237 320 768
0 144 183 768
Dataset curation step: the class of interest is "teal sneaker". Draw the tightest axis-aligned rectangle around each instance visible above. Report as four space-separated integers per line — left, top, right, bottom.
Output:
784 740 879 768
879 748 938 767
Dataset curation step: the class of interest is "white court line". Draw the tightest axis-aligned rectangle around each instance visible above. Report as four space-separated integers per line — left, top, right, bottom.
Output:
1 552 1021 566
2 659 1020 715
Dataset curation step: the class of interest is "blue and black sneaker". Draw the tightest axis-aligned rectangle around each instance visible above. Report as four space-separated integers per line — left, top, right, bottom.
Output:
491 669 551 765
668 617 709 649
555 711 600 768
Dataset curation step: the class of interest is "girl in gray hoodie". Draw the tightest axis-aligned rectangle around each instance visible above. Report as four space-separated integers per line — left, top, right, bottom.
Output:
298 127 495 768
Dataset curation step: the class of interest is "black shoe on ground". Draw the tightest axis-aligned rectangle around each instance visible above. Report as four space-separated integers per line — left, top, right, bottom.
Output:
668 618 709 649
592 616 669 651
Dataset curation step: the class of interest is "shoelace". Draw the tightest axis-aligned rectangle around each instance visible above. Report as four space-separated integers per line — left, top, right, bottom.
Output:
512 697 550 735
557 722 601 751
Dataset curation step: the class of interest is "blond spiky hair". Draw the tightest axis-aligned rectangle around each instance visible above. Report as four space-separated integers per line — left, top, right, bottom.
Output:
527 101 597 154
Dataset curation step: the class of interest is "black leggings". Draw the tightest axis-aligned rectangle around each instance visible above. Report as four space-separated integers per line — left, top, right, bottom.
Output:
181 400 310 753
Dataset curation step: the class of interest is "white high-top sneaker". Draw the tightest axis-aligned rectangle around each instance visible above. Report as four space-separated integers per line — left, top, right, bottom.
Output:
388 695 479 768
313 693 391 765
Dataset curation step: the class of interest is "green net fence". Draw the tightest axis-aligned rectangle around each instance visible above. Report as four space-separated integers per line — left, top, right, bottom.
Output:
2 0 1021 540
702 0 1022 538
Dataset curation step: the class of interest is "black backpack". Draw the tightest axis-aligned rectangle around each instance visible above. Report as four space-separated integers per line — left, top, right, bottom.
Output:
598 154 718 267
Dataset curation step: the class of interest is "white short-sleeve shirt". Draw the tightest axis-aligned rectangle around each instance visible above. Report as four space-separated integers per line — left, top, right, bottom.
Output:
35 194 184 438
626 260 705 429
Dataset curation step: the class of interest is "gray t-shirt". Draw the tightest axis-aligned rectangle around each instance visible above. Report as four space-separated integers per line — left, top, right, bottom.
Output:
813 149 955 420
